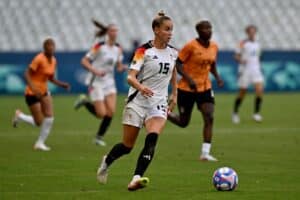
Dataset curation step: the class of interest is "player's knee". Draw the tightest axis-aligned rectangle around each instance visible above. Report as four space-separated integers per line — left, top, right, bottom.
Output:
106 110 115 118
178 115 190 128
95 110 106 119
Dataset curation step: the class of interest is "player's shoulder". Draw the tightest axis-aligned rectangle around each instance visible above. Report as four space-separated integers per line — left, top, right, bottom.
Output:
238 39 249 48
134 41 153 54
92 41 105 50
114 42 123 49
209 40 218 48
33 52 47 62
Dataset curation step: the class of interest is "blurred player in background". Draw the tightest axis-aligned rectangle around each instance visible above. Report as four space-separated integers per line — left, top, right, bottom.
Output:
232 25 263 124
12 38 70 151
96 11 177 191
74 20 126 146
168 20 223 161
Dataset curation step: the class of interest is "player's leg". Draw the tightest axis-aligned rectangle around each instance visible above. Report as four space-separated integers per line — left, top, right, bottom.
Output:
253 81 264 122
95 91 116 146
197 90 217 161
97 125 139 184
128 108 167 191
74 86 106 118
232 88 247 124
168 89 194 127
13 96 43 127
34 94 54 151
97 106 143 184
232 72 249 123
233 88 247 114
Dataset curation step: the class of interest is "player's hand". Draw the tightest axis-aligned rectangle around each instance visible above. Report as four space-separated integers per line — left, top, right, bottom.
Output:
188 79 197 91
92 68 106 77
240 60 247 65
61 82 71 91
117 64 128 72
139 85 154 98
168 94 177 112
217 78 224 87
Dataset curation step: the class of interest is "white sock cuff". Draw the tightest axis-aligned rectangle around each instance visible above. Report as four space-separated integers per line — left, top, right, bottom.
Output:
43 117 54 124
202 143 211 155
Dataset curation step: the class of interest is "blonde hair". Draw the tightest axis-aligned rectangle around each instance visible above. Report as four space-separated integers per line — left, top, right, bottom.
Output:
152 10 171 30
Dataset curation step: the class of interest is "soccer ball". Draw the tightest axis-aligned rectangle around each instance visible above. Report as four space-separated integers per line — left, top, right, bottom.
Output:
212 167 238 191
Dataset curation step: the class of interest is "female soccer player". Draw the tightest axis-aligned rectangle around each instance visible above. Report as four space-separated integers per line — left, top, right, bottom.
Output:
168 20 223 161
232 25 263 123
13 38 70 151
74 20 126 146
96 11 177 191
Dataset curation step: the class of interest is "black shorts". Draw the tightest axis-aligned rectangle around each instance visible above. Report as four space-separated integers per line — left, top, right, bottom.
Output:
25 92 49 106
177 89 215 114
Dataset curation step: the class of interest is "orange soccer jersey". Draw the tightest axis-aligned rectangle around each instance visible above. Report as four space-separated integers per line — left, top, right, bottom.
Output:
25 52 56 95
177 39 218 92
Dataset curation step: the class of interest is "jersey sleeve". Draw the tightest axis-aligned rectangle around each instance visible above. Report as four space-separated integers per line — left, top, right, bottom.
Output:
86 42 102 61
129 47 146 71
178 42 193 62
29 54 41 71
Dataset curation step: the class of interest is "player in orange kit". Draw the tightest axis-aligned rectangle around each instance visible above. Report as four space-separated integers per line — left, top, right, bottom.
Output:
12 38 70 151
168 21 223 161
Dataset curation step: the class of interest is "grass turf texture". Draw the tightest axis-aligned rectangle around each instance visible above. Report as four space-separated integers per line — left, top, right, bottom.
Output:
0 93 299 200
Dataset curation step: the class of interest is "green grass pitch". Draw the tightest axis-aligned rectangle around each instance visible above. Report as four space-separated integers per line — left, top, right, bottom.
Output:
1 93 300 199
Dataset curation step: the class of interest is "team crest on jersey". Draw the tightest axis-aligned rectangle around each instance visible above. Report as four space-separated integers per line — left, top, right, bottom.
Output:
153 55 158 59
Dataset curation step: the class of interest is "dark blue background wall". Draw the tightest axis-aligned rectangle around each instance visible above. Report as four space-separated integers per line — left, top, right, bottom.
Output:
0 51 299 94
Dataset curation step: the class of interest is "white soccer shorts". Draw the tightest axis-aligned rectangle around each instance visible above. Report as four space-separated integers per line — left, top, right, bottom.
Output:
88 84 117 101
122 102 168 128
238 70 264 88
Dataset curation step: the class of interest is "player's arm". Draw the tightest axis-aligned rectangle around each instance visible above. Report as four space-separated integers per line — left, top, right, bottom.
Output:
49 75 71 91
175 58 197 91
168 67 177 112
210 62 224 87
24 68 42 97
116 47 127 72
127 69 153 98
234 53 246 65
81 56 106 76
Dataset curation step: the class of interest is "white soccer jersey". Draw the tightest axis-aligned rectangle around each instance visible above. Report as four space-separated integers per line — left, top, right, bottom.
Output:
85 41 123 87
235 40 261 73
127 41 177 108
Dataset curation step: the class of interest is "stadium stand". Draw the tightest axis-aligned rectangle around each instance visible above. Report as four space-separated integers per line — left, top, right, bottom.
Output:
0 0 299 51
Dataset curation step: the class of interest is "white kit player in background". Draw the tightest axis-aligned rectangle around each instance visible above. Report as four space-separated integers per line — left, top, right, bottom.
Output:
232 25 264 123
74 21 126 146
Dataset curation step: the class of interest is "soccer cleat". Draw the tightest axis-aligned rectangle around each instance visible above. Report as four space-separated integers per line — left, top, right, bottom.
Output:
232 113 240 124
97 155 108 184
74 94 88 110
253 113 263 122
127 176 150 191
95 138 107 146
12 109 21 128
34 143 51 151
200 154 218 162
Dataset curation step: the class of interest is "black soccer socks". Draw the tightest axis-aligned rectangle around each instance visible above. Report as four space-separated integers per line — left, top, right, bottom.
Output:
97 116 112 137
134 132 158 176
234 97 243 113
255 96 262 114
105 143 132 167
